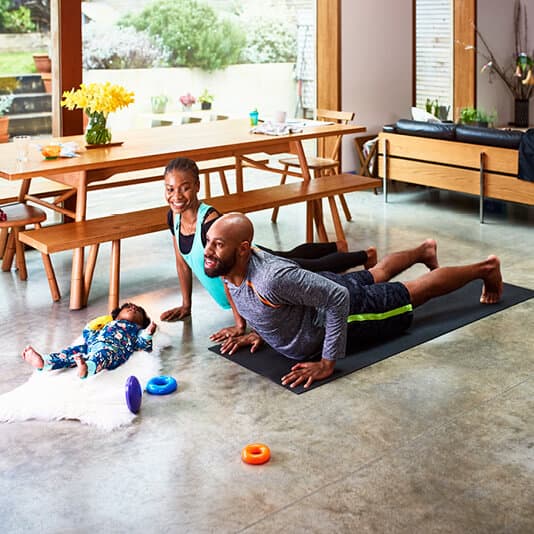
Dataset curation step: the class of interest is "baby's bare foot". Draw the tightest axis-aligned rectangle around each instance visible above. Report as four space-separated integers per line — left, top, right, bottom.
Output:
364 246 377 269
21 346 44 369
420 239 439 270
480 255 503 304
73 356 88 378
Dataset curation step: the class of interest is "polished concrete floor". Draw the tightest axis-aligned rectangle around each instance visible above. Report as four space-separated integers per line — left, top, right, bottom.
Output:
1 175 533 533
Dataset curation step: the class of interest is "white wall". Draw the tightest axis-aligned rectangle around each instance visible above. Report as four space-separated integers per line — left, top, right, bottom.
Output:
341 0 413 171
84 64 296 131
477 0 534 127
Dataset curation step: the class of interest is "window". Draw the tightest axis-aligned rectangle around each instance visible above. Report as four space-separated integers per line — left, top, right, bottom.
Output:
415 0 453 119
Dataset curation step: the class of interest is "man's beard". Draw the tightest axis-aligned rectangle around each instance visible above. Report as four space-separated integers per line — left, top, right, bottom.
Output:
204 251 237 278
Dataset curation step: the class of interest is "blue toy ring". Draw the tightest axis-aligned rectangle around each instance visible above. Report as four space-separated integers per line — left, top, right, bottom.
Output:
146 375 177 395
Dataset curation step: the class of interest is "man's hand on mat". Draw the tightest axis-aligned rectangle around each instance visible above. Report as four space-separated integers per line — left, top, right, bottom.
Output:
210 325 246 343
160 306 191 322
281 359 335 389
218 332 262 356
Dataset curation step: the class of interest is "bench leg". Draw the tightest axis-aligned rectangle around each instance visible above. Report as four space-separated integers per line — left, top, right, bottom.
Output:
109 240 121 312
83 244 100 307
70 247 85 310
41 252 61 301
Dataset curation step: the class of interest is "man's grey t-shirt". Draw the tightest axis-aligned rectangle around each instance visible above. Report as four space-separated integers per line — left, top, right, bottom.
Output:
225 249 349 361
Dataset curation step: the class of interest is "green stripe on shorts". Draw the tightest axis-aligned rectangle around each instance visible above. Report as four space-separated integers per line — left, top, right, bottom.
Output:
347 303 413 323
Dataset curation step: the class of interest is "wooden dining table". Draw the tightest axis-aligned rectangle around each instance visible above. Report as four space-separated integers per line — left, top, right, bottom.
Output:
0 118 366 306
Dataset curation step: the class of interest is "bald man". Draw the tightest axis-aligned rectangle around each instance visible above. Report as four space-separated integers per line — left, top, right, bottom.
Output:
206 213 502 389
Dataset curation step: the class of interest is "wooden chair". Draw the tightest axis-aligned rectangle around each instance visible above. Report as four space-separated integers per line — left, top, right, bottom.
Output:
272 109 355 223
0 202 60 300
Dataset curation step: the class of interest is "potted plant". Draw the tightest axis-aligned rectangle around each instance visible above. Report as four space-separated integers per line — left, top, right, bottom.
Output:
151 95 168 114
32 53 51 74
198 88 214 110
0 95 14 143
460 107 497 127
179 92 196 112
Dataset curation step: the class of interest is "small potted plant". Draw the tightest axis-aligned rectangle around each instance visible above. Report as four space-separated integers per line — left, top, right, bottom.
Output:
460 107 497 128
151 94 168 114
179 92 196 111
0 95 14 143
198 88 214 110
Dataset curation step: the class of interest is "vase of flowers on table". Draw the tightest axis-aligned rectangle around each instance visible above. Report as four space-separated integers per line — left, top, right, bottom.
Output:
179 92 196 112
61 82 135 146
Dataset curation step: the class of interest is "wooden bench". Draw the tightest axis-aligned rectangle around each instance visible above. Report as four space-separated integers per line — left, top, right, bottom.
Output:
19 173 381 310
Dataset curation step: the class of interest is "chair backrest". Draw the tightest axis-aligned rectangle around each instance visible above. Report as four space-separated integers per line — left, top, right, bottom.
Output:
315 109 355 161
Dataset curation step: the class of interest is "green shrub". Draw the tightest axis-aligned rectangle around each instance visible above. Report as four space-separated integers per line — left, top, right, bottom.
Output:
120 0 245 71
0 0 36 33
83 23 170 69
239 12 297 63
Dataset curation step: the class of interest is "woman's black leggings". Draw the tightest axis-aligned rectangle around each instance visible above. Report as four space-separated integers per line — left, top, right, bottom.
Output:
256 242 368 273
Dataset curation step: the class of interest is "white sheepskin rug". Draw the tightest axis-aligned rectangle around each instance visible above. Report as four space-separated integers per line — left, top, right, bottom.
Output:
0 333 171 431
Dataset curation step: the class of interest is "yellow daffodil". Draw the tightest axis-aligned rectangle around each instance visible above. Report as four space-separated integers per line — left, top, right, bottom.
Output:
61 82 135 115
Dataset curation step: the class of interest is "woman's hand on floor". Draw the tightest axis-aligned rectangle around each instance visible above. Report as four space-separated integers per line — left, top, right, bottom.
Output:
216 331 262 356
210 325 246 343
160 306 191 322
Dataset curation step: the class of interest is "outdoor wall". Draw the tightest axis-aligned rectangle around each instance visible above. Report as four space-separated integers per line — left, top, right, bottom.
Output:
341 0 413 171
84 64 296 131
477 0 534 127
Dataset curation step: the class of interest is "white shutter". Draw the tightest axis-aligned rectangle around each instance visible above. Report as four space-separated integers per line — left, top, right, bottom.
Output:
416 0 453 117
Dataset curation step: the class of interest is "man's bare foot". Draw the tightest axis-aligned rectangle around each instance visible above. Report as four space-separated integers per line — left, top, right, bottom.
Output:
364 246 378 269
73 356 88 378
419 239 439 270
480 255 503 304
21 346 44 369
336 240 348 253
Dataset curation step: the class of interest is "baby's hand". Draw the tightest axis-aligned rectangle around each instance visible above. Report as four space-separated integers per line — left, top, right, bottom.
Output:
146 321 157 335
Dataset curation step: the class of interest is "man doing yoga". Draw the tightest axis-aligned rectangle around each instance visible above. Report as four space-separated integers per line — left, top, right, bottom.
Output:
206 213 503 389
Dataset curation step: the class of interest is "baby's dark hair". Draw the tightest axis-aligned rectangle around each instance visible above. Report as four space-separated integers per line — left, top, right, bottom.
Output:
164 157 200 183
111 302 151 329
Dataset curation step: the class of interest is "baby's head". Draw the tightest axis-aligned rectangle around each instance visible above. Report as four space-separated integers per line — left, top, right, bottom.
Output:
111 302 151 328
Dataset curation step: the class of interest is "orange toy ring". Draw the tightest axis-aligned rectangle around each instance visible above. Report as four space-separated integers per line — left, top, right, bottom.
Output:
241 443 271 465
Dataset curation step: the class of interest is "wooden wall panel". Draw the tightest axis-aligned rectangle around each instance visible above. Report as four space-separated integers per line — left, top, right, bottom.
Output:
51 0 83 136
453 0 476 120
316 0 340 111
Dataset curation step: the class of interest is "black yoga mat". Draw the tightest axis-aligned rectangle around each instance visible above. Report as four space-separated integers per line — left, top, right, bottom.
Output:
209 281 533 394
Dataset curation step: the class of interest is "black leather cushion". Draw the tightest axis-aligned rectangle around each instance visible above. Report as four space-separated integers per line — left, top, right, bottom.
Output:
393 119 457 140
382 124 396 133
455 125 523 149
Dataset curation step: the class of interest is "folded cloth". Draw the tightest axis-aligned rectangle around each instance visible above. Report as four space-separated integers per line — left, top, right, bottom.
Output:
251 121 292 136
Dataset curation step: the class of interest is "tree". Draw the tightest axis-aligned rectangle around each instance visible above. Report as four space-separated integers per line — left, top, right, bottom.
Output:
120 0 245 72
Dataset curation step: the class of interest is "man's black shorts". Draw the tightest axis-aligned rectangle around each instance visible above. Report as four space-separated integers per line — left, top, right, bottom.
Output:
320 270 414 341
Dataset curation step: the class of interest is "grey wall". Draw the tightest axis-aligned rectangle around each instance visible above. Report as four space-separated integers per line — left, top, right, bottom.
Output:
477 0 534 127
341 0 413 171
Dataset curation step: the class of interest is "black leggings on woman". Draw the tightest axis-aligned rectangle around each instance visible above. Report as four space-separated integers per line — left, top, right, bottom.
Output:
256 242 368 273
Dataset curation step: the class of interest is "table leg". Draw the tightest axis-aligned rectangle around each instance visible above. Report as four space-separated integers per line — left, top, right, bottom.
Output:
109 240 121 312
70 173 88 310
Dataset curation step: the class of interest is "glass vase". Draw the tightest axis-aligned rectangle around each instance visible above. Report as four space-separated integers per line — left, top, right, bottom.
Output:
85 111 112 145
